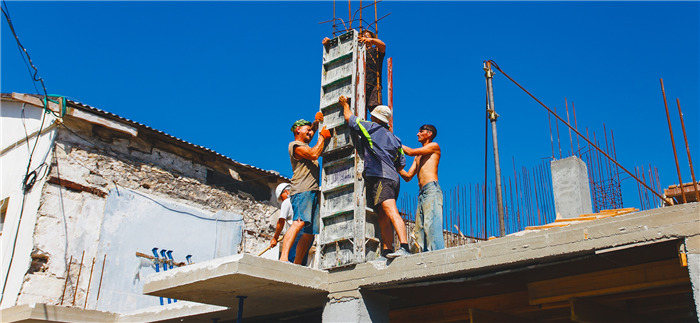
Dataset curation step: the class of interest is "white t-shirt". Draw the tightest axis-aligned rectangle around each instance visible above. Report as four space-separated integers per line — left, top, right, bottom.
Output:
279 199 294 229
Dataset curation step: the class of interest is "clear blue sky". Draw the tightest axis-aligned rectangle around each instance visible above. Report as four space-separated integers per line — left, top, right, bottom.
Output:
3 1 698 216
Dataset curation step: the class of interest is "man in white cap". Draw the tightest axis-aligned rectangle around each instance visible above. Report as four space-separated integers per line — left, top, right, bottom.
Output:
338 96 410 260
271 183 313 265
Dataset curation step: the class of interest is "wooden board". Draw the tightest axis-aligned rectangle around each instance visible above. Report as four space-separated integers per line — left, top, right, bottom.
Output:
528 259 690 305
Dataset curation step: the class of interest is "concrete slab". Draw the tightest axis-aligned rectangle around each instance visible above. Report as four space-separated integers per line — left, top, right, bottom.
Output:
142 254 329 320
118 301 229 323
0 303 117 323
327 203 699 296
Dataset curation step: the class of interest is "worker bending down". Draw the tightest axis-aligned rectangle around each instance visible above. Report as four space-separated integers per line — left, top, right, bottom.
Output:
400 125 446 252
338 96 410 260
282 113 331 264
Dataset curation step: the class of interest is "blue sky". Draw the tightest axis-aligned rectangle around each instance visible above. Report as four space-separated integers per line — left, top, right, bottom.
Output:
3 1 698 221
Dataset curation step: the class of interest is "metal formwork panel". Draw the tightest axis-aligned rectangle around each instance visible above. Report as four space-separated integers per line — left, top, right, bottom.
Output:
318 30 380 269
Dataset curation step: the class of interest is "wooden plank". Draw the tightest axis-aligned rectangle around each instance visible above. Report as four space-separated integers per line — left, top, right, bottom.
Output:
569 298 660 323
69 108 138 137
528 259 690 305
48 176 107 198
390 291 531 323
525 222 573 230
469 308 540 323
11 92 60 111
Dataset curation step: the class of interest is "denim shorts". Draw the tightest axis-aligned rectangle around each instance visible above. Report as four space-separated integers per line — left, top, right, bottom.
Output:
290 190 320 235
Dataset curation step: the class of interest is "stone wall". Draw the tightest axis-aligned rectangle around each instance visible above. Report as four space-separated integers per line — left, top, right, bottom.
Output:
17 116 286 310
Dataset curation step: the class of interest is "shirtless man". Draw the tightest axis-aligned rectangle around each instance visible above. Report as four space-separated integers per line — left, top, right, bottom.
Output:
399 125 446 252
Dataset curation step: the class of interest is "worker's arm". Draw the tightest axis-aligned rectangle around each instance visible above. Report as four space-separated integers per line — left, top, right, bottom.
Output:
358 35 386 53
294 127 330 161
270 218 286 248
339 96 352 123
399 157 418 182
402 142 440 156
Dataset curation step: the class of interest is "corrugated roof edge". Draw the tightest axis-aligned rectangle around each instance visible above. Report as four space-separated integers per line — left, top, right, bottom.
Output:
1 93 290 181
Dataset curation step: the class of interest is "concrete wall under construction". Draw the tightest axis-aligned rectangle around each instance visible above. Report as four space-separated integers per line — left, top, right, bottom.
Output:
551 156 593 219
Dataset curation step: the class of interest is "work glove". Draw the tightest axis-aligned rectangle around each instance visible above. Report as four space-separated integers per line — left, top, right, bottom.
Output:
320 126 331 139
315 112 324 123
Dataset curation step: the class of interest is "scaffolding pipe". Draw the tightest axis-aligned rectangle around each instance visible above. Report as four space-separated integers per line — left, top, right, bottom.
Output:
484 62 506 237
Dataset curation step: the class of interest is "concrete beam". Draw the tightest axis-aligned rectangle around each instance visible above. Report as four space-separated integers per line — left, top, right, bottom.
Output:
686 235 700 322
143 254 328 320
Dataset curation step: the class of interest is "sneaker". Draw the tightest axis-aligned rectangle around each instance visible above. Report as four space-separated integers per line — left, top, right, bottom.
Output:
386 247 410 259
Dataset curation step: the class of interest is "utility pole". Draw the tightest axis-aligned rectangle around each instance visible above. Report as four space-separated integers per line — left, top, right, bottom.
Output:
484 61 506 237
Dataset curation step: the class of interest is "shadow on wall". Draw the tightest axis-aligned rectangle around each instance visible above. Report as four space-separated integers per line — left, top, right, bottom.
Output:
90 188 242 314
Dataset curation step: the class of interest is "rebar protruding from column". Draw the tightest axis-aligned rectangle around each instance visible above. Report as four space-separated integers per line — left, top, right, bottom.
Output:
660 79 686 204
72 251 85 306
676 98 699 202
484 61 506 237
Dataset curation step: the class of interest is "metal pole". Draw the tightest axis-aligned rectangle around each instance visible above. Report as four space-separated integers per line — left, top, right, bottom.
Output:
388 57 393 130
660 78 686 204
236 296 247 323
484 62 506 237
676 98 700 202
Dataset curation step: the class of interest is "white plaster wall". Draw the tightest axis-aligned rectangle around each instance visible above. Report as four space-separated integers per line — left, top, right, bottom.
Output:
91 188 242 314
0 100 57 309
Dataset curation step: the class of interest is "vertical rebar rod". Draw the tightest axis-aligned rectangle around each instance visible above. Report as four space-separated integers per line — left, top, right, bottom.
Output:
555 106 562 159
60 255 73 305
573 102 580 157
513 158 521 231
611 130 622 208
84 257 96 309
388 58 393 130
676 98 700 202
72 251 85 306
548 112 554 158
655 167 663 206
96 254 106 303
635 167 644 210
348 0 351 30
660 78 687 204
566 98 573 157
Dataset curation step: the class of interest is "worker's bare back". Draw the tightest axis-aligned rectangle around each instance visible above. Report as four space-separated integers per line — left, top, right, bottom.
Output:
415 142 440 188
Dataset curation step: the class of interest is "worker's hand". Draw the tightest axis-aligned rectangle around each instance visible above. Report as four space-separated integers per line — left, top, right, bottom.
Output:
315 111 324 123
270 238 278 248
358 35 372 45
338 96 349 108
322 37 330 45
320 126 331 139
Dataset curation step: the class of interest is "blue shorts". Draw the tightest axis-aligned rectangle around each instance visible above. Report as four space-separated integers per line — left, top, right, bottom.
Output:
290 190 320 235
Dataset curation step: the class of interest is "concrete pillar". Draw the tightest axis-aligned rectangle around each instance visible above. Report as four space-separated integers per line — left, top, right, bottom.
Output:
322 290 389 323
551 156 593 219
686 236 700 322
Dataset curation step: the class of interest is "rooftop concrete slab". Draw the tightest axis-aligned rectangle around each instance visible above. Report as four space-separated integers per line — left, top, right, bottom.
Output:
328 203 699 296
142 254 329 320
118 302 229 323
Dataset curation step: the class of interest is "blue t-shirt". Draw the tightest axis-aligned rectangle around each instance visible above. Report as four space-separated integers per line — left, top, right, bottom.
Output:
348 115 406 182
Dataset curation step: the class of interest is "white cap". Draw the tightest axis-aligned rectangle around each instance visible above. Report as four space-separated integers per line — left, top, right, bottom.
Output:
275 183 291 202
370 105 392 124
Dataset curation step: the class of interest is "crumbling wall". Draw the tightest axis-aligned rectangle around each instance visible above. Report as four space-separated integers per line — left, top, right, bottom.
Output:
17 116 284 310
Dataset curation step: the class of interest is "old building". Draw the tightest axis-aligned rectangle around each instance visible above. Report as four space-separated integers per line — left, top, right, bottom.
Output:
1 93 289 320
